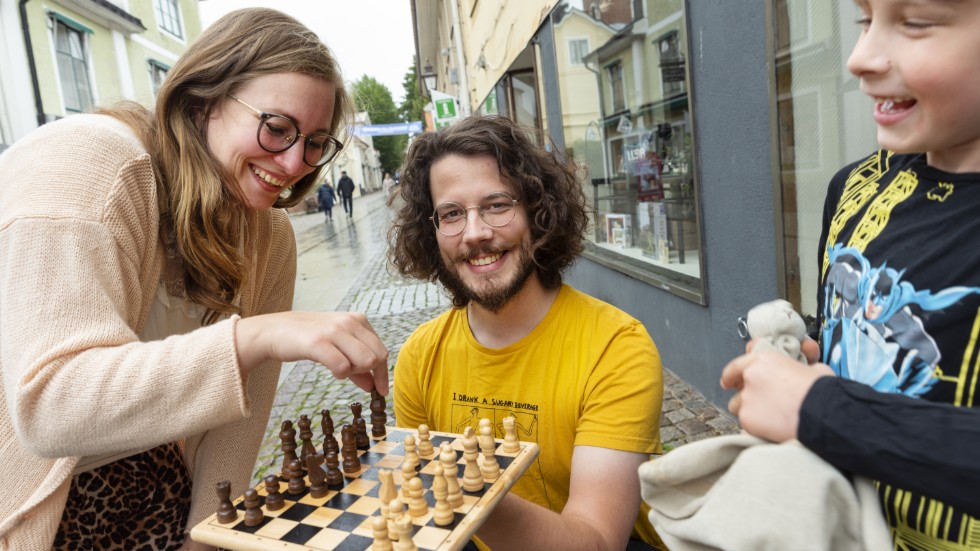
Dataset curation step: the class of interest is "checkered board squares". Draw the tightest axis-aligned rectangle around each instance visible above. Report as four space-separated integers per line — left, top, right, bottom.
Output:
191 426 540 551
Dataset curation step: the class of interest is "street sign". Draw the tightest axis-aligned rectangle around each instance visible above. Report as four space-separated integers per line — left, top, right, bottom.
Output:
430 89 461 129
352 121 423 137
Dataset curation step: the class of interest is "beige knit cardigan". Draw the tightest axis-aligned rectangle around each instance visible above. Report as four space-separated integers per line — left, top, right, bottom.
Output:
0 115 296 549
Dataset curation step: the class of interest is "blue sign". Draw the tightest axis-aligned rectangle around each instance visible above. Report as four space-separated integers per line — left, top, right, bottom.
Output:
352 121 423 137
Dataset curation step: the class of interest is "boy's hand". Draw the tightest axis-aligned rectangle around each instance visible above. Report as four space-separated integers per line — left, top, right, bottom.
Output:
720 350 833 443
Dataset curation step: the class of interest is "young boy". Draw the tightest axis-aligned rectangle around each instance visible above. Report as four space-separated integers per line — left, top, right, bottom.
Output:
721 0 980 548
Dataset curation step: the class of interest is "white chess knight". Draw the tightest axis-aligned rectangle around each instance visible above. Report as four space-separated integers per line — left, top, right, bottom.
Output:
745 299 808 363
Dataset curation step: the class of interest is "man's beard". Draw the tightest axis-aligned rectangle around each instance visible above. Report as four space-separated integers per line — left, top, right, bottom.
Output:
439 241 535 313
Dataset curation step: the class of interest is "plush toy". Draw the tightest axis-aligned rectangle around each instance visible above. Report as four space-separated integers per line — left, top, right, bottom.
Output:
746 299 807 363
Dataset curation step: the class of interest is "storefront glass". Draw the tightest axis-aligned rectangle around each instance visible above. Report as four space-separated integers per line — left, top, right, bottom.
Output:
772 1 877 323
552 0 704 302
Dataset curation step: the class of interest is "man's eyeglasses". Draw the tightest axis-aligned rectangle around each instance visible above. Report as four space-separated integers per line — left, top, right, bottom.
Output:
430 192 521 236
229 95 343 168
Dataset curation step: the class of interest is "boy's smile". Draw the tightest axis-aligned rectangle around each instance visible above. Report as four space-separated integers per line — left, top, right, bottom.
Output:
849 0 980 172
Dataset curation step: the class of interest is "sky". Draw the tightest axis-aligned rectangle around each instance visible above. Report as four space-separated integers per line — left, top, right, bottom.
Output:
197 0 416 103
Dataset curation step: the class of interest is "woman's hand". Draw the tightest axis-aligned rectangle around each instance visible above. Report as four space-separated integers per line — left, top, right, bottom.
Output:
236 311 389 394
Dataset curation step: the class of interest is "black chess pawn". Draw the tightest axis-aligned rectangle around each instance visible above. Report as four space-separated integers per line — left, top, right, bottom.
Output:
354 417 370 449
341 424 361 473
279 419 298 481
370 389 387 437
263 474 284 511
297 414 317 473
324 451 344 488
216 480 237 524
243 488 264 527
287 458 306 495
322 409 340 456
307 452 328 499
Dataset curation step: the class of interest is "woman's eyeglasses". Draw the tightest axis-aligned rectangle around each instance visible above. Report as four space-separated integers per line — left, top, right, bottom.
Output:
229 95 343 168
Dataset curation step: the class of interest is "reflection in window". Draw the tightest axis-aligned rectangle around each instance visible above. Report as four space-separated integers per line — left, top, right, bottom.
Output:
774 1 875 318
553 0 703 300
54 20 93 113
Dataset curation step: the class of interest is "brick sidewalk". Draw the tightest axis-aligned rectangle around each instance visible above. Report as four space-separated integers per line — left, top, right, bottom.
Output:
251 248 740 483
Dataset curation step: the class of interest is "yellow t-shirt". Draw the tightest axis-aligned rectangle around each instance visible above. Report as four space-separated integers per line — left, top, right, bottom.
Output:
394 284 664 546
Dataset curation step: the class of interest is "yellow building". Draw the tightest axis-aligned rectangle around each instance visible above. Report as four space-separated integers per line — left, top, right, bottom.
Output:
0 0 201 150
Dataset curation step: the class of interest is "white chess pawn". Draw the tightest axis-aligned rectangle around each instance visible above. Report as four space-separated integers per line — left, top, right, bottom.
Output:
407 476 428 518
479 422 500 480
502 416 520 453
439 442 464 509
388 498 406 541
417 424 434 457
372 515 393 551
431 463 454 526
404 434 420 471
401 458 416 501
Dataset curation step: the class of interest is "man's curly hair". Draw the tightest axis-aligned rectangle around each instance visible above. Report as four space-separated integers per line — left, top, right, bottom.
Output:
387 115 590 307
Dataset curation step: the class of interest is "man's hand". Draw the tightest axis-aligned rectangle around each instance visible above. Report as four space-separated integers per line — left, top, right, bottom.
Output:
720 346 832 443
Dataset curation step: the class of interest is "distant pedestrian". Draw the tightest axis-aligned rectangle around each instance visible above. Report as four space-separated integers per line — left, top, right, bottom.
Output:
338 170 355 218
317 180 336 221
383 172 395 200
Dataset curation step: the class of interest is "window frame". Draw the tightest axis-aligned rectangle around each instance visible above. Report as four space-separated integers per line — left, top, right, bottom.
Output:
155 0 184 40
52 15 94 114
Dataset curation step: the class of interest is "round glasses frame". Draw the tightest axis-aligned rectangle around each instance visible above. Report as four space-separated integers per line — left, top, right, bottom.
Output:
229 95 343 168
429 193 521 237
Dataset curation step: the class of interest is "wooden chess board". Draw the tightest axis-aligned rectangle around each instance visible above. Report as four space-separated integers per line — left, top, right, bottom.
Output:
190 426 540 550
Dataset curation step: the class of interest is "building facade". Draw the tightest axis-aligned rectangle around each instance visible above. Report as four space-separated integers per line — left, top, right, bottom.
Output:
412 0 878 408
0 0 201 152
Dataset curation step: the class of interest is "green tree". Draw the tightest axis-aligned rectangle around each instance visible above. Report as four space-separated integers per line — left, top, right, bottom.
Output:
399 57 426 125
351 76 406 175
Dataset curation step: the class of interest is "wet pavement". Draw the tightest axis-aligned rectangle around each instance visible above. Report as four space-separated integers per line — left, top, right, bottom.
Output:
251 191 740 483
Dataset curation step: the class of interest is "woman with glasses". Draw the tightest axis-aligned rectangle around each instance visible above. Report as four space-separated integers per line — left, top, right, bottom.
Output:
0 8 388 550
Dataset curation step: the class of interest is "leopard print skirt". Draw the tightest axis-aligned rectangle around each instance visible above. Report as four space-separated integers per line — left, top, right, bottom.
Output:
54 442 192 550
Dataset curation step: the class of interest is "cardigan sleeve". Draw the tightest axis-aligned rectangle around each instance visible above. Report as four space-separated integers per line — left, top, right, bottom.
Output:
0 117 249 459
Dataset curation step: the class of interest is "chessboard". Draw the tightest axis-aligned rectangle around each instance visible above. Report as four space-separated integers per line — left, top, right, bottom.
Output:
191 423 539 550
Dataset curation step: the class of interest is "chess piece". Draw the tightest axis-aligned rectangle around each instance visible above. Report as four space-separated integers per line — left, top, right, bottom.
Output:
388 498 406 541
298 414 318 470
431 463 454 526
403 434 420 471
417 424 434 457
279 419 298 480
325 451 344 488
287 458 306 495
400 458 416 501
215 480 237 524
407 476 427 518
439 442 464 508
322 409 340 456
370 389 387 437
394 513 417 550
308 452 328 498
341 424 361 473
355 417 371 449
243 488 264 527
461 427 483 492
263 474 284 511
479 421 500 480
378 469 398 540
352 402 370 449
372 515 393 551
502 416 520 453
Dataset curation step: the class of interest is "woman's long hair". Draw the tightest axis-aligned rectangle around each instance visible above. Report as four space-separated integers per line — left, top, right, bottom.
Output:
103 8 354 323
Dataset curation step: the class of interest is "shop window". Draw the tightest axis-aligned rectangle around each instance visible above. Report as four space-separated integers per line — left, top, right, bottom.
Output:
773 0 876 320
156 0 184 39
54 18 93 113
553 0 704 302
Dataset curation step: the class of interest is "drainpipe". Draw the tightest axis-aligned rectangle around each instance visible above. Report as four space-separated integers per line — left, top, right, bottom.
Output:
448 0 471 116
19 0 46 126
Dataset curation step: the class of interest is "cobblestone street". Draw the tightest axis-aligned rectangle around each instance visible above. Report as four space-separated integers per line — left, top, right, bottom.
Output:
251 193 740 483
